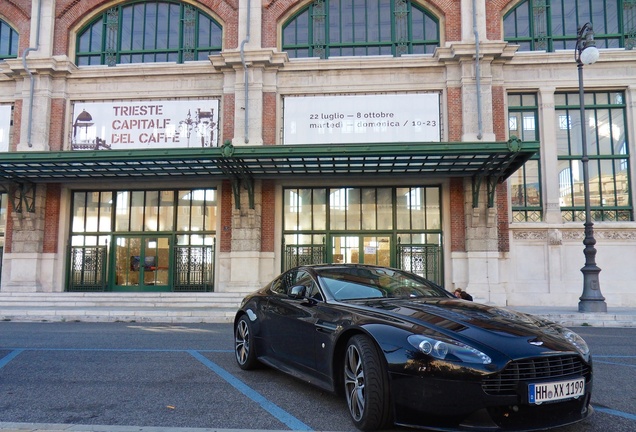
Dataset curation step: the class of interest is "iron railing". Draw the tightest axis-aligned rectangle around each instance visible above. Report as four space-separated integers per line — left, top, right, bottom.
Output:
284 243 325 271
173 244 215 292
68 246 108 292
397 243 441 284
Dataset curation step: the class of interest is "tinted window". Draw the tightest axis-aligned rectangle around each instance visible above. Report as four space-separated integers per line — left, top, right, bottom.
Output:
317 266 447 300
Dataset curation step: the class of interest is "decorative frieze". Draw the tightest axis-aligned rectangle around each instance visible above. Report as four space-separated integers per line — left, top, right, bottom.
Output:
512 230 547 240
562 230 636 241
513 228 636 241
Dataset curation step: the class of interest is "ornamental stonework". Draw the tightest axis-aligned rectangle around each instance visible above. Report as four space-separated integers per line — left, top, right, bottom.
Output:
561 230 636 241
548 229 562 245
513 229 636 242
592 230 636 240
512 230 547 240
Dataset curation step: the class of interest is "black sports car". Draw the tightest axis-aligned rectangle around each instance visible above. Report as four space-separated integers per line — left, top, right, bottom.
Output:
233 264 593 431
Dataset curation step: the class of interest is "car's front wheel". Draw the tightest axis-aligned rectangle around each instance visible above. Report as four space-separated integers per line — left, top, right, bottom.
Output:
235 315 259 370
344 334 392 430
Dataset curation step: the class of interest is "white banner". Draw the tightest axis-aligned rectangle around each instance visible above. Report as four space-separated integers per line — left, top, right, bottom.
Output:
283 94 440 145
0 104 11 152
71 100 219 150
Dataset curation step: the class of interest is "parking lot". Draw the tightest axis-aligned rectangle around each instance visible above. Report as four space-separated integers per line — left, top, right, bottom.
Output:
1 322 635 432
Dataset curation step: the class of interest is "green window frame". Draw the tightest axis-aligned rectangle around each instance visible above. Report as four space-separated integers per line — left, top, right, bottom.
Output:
284 186 441 233
508 94 542 222
76 1 222 66
282 0 440 59
0 18 18 60
504 0 636 51
556 91 632 222
282 186 443 270
69 189 217 292
71 188 217 238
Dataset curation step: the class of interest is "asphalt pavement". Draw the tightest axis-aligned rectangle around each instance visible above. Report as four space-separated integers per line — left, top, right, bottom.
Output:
1 323 635 432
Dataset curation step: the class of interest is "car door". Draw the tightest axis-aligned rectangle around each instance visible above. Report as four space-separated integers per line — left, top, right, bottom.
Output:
264 269 320 373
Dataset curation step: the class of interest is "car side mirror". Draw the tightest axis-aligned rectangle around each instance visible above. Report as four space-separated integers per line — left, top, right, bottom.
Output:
289 285 307 299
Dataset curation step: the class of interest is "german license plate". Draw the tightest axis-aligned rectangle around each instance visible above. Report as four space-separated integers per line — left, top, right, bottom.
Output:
528 378 585 404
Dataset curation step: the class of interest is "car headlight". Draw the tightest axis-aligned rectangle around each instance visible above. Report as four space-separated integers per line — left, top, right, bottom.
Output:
408 334 492 365
560 328 590 361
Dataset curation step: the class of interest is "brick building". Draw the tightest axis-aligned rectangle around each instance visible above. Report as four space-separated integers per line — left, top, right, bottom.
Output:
1 0 635 308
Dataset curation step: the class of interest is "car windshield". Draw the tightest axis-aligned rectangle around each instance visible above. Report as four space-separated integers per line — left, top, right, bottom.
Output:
316 266 447 301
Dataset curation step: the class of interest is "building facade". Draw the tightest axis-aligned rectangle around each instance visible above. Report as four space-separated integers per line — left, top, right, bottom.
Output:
0 0 635 308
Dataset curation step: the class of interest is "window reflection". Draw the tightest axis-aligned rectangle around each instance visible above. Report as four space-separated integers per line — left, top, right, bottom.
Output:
508 93 542 222
283 0 439 58
556 91 632 221
72 188 217 234
77 2 222 66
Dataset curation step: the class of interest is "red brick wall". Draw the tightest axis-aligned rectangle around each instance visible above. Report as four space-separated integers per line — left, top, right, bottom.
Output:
497 183 510 252
43 184 61 253
486 0 515 41
262 92 276 145
218 0 240 49
0 0 31 54
4 202 13 254
449 177 466 252
223 93 235 143
220 94 234 253
262 0 294 48
220 180 233 252
53 1 240 56
10 100 22 151
447 87 463 141
492 85 510 252
492 86 506 141
261 180 275 252
436 0 462 42
49 99 66 151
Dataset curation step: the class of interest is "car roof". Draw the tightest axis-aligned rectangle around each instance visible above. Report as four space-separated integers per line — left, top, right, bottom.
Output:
297 263 398 271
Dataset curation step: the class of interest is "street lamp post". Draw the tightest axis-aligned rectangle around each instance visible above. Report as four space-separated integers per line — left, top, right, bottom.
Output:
575 23 607 313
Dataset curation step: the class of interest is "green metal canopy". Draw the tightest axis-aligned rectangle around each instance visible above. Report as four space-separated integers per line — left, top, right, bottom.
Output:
0 138 538 211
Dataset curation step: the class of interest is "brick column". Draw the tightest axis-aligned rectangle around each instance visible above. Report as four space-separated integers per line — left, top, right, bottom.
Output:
48 99 66 151
220 180 233 253
450 177 466 253
261 180 275 253
43 184 61 253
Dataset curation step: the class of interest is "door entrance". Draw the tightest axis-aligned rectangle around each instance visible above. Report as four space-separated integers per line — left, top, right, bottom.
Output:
113 236 170 291
331 235 391 266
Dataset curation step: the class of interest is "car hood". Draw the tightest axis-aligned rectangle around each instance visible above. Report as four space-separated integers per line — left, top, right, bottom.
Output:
346 298 582 359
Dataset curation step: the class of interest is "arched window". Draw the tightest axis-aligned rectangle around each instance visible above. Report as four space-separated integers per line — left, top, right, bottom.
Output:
282 0 439 59
76 1 222 66
0 18 18 60
504 0 636 51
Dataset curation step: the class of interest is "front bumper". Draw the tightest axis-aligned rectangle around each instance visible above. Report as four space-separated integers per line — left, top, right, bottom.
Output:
389 373 593 431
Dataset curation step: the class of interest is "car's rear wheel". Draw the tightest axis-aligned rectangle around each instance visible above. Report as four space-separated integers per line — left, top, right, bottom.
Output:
235 315 258 369
344 334 392 430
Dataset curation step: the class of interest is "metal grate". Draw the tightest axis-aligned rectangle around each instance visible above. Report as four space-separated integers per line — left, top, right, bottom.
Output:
482 355 591 396
68 246 107 292
173 245 214 292
397 243 441 284
284 244 325 271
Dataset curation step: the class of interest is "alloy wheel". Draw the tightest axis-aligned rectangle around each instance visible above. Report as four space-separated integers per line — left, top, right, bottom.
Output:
235 318 250 365
344 343 365 421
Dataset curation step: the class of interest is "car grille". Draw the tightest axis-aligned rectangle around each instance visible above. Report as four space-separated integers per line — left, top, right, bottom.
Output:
482 355 591 396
